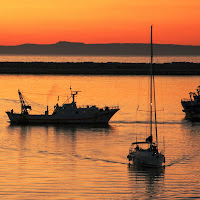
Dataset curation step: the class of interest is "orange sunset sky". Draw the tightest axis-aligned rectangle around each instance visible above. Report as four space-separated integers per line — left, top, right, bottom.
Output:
1 0 200 46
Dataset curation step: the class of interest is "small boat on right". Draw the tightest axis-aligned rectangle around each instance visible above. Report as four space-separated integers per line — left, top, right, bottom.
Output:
181 86 200 121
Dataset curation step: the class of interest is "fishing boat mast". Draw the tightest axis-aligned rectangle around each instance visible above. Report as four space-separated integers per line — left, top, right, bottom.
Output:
69 84 81 104
71 91 81 104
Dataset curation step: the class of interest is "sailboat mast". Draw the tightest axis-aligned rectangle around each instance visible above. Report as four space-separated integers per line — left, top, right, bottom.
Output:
150 25 153 140
151 26 153 66
151 25 158 147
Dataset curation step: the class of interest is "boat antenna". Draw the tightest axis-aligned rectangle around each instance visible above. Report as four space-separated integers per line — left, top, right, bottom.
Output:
68 82 81 104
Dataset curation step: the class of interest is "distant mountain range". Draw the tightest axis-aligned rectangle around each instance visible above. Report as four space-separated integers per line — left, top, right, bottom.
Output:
0 41 199 56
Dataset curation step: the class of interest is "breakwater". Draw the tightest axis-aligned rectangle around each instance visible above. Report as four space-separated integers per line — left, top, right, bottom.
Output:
0 62 199 75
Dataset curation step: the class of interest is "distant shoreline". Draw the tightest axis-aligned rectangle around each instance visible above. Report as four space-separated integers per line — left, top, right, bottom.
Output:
0 42 200 56
0 62 200 75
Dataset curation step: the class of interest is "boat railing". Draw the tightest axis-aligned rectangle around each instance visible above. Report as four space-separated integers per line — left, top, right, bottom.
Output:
181 98 192 102
160 150 165 154
78 105 119 110
109 106 120 110
78 105 96 108
129 146 135 153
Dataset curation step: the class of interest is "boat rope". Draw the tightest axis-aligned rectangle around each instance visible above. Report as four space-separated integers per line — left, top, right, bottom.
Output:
21 95 47 109
21 91 68 97
153 64 158 148
136 109 164 112
0 98 20 104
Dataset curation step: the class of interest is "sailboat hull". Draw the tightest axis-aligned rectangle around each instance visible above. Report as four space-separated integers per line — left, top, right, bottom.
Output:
128 150 165 168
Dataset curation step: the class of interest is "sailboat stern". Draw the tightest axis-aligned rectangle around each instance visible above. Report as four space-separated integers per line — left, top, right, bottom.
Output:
127 142 165 168
128 150 165 168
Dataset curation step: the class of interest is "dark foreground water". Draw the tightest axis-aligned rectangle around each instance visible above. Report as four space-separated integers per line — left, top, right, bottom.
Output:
0 74 199 199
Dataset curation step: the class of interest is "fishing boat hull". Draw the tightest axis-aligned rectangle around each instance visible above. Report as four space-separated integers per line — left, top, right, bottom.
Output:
6 109 119 124
182 110 200 122
181 86 200 122
128 150 165 168
181 100 200 121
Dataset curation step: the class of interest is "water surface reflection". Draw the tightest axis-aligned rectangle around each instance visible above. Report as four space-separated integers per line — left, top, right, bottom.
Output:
0 75 200 199
128 165 165 199
7 123 113 135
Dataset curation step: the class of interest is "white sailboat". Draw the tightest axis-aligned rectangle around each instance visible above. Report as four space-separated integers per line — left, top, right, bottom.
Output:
127 26 165 168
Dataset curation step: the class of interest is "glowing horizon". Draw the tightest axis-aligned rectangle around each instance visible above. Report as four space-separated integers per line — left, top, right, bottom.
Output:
1 0 200 46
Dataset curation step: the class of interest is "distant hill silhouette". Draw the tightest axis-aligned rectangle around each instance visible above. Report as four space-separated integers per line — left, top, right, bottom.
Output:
0 41 199 55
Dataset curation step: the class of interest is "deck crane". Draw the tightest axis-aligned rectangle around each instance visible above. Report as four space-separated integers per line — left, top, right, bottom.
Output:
18 90 32 114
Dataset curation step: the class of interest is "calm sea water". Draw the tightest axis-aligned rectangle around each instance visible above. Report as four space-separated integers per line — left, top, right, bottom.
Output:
0 56 199 199
0 55 200 63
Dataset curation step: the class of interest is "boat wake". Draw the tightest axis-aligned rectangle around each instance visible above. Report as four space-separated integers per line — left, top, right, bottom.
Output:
74 154 127 165
111 120 188 125
165 152 200 167
37 150 127 165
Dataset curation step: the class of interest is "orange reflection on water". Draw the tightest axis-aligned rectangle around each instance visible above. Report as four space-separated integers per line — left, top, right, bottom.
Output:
0 75 199 199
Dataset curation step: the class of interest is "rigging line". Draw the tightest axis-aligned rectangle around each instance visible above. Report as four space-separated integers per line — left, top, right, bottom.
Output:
151 25 158 148
20 94 51 109
20 91 55 106
81 95 116 106
137 109 164 112
62 96 72 105
160 73 165 140
136 74 142 109
136 75 148 110
31 108 54 113
23 97 46 107
145 71 150 138
153 64 158 148
0 98 20 103
21 91 68 97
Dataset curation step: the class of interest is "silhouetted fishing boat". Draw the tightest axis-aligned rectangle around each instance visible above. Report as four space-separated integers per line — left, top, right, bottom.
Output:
127 26 165 168
6 89 119 124
181 86 200 121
